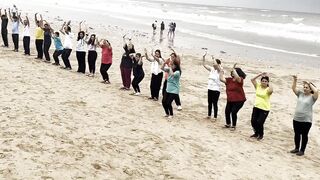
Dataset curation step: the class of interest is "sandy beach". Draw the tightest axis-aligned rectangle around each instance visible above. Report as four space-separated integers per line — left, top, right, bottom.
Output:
0 1 320 179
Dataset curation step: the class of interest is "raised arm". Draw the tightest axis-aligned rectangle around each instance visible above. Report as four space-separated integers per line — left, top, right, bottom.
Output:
25 14 30 26
292 75 298 96
202 52 211 71
39 14 44 28
310 83 318 100
267 82 273 95
232 63 241 83
79 21 83 32
8 9 12 21
251 72 265 89
219 69 227 84
19 13 23 24
303 81 318 100
144 49 154 62
59 22 66 35
34 13 38 25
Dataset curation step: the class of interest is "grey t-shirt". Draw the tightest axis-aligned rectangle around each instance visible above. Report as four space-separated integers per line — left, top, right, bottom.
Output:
293 91 316 123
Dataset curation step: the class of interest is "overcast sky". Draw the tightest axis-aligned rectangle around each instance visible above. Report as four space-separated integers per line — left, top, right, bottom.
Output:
160 0 320 14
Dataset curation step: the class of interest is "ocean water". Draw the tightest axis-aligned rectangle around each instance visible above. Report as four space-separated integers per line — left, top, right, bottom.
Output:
2 0 320 66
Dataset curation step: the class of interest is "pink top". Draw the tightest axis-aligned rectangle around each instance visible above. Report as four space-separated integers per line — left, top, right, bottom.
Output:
101 46 113 64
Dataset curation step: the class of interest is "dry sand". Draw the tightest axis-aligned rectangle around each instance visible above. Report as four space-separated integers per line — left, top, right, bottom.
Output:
0 8 320 180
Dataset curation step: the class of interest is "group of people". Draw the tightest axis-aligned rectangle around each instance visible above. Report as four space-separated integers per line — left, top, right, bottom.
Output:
1 7 319 157
151 20 176 44
202 52 318 156
119 35 183 115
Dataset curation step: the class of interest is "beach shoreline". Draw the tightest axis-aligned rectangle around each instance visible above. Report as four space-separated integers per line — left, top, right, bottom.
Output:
0 1 320 179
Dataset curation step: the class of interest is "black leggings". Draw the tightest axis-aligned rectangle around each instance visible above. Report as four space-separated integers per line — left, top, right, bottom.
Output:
43 39 52 61
53 50 63 64
162 80 181 106
100 63 112 81
23 36 30 55
88 51 97 74
293 120 312 152
225 101 245 127
35 39 44 59
76 51 86 73
62 49 72 68
162 92 179 116
132 73 145 93
251 107 269 137
150 72 163 99
12 34 19 50
208 90 220 117
1 31 8 47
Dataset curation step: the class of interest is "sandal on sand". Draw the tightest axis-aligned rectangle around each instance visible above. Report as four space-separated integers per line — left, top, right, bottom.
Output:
290 149 299 154
224 124 231 128
230 126 236 131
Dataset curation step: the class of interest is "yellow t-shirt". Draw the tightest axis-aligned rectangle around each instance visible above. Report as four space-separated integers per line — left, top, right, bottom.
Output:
35 27 44 40
254 83 271 111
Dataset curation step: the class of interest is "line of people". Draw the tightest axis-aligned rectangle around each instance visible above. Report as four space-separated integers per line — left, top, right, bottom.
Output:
1 8 318 157
202 52 318 156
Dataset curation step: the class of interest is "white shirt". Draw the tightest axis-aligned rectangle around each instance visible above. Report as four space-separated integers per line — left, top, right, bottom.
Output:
87 44 97 51
76 39 86 52
23 25 30 37
12 21 19 34
63 33 74 49
150 58 163 75
208 67 220 91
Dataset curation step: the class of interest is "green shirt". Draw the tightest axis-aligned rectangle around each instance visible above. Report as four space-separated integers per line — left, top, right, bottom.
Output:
166 71 180 94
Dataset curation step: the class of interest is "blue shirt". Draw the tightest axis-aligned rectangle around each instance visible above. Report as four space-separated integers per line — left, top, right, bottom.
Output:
53 37 64 51
166 71 180 94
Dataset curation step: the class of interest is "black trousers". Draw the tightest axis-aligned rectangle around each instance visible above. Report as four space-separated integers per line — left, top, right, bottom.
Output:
76 51 86 73
225 101 245 127
12 34 19 50
162 93 179 116
53 50 63 64
23 36 30 55
132 73 145 93
43 39 51 61
62 49 72 68
162 80 181 106
150 72 163 99
100 63 112 81
35 39 44 59
208 90 220 117
88 51 97 74
293 120 312 152
1 31 8 47
251 107 269 137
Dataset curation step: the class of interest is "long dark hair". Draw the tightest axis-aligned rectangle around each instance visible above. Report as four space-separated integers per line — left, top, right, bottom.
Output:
172 59 182 75
235 68 246 79
155 49 162 58
88 34 96 45
77 31 85 41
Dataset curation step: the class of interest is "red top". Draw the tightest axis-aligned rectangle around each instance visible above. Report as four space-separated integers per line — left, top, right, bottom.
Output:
101 46 113 64
226 77 246 102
